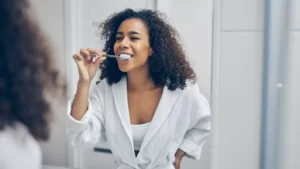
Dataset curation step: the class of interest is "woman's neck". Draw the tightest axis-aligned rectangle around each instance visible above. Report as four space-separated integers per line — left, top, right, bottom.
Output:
126 68 155 92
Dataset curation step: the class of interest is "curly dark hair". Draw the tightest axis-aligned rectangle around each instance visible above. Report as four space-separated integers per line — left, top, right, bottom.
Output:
98 8 196 91
0 0 66 141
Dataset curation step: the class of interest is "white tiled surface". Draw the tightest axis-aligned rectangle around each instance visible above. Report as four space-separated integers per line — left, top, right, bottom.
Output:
77 0 147 49
218 32 263 169
222 0 265 31
290 0 300 30
170 0 213 101
289 32 300 56
279 32 300 169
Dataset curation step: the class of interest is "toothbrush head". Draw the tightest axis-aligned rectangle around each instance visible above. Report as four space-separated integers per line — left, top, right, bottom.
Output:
119 54 131 60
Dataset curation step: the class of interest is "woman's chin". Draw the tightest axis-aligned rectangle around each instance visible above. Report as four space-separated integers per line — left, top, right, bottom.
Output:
119 69 129 72
117 60 132 72
118 66 131 72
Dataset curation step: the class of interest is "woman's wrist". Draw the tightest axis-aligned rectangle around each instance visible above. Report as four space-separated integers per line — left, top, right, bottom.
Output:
175 149 185 159
78 79 91 86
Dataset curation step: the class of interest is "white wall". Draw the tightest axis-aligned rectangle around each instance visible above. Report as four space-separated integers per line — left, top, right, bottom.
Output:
212 0 264 169
212 1 300 169
29 0 67 167
279 0 300 168
169 0 213 101
279 32 300 169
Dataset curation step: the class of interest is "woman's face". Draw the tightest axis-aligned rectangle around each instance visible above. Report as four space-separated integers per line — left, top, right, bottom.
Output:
113 18 152 72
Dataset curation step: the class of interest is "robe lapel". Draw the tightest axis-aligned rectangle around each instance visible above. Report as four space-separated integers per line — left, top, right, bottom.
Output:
111 77 133 142
139 86 181 153
111 77 137 167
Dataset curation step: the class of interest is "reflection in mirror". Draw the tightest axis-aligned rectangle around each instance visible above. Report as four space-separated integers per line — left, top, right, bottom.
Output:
64 2 213 169
22 0 300 169
26 0 215 168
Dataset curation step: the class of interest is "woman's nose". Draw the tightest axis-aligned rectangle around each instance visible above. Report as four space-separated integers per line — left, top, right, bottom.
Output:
120 38 130 48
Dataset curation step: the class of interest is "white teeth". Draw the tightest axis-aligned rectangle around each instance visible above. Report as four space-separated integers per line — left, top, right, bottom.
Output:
119 54 131 60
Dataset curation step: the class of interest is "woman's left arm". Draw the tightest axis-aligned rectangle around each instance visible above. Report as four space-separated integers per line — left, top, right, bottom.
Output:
178 83 211 160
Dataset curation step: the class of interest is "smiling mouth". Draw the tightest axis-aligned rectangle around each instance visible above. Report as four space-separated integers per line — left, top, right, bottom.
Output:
118 53 134 61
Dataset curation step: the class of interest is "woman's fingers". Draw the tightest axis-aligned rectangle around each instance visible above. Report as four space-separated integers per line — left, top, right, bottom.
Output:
87 48 107 65
87 48 106 57
80 48 91 62
71 48 109 83
94 56 106 67
72 53 83 62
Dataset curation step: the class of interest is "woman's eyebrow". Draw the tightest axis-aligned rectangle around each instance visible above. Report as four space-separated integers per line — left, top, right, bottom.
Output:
128 31 141 35
116 31 141 35
116 32 123 35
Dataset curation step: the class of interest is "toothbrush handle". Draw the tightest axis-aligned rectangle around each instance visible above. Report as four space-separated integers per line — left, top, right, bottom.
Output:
104 54 117 58
90 53 117 59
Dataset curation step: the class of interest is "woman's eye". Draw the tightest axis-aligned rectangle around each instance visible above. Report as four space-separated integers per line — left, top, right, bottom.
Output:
131 37 139 41
116 37 123 41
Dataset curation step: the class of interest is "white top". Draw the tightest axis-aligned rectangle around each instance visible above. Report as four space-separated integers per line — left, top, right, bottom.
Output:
131 122 151 150
0 123 41 169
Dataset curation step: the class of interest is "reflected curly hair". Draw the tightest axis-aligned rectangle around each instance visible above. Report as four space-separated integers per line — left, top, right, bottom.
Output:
0 0 66 141
98 8 196 91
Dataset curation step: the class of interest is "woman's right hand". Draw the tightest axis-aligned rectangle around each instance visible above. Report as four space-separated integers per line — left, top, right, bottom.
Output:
72 48 107 84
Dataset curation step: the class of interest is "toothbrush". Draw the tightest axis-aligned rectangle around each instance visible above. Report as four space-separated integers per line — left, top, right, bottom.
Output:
91 53 116 59
91 53 131 61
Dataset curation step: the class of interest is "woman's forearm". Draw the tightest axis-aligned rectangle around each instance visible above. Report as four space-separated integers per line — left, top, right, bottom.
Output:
70 81 91 120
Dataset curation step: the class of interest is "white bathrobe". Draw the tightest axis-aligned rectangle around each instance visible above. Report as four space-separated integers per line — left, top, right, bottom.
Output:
65 77 211 169
0 123 41 169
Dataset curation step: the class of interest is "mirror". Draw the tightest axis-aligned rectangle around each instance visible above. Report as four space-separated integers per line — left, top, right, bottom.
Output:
26 0 300 169
63 0 213 169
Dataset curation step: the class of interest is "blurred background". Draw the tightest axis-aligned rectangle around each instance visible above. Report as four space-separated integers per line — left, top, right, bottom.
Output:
28 0 299 169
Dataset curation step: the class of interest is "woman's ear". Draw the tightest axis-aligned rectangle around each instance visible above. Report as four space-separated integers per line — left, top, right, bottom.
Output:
149 48 153 56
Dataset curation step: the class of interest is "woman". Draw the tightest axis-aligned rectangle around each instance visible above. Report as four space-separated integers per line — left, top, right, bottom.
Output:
66 8 210 169
0 0 65 168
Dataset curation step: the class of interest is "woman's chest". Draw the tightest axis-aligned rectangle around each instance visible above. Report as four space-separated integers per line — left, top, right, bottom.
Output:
127 88 163 124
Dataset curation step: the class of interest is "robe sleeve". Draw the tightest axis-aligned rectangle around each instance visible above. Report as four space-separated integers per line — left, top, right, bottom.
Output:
179 82 211 160
65 81 107 146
